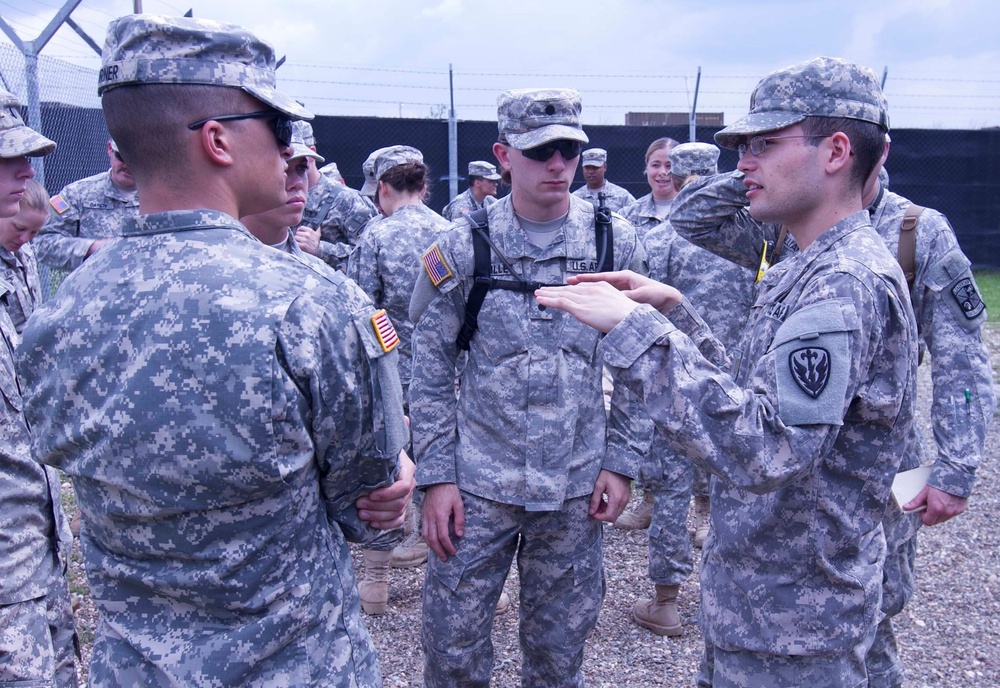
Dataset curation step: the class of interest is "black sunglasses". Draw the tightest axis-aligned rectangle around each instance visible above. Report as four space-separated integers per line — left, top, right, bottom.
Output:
520 139 584 162
186 110 293 148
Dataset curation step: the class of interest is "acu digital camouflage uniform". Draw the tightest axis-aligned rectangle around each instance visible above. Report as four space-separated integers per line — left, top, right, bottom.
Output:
621 192 672 244
16 14 408 687
639 143 756 600
34 169 138 272
347 172 450 398
605 58 920 686
0 241 41 334
673 164 996 688
410 193 647 687
301 174 378 271
441 160 502 221
409 88 647 687
0 88 78 688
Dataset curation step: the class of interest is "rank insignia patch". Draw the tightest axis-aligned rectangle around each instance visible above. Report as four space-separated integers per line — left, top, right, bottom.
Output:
789 347 830 399
49 194 70 214
371 309 399 353
422 245 453 286
951 277 985 320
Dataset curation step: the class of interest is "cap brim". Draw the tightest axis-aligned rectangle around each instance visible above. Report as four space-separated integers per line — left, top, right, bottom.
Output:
483 174 501 181
289 143 323 163
360 178 378 196
0 126 56 158
245 84 313 120
581 161 603 167
506 125 588 150
714 111 806 150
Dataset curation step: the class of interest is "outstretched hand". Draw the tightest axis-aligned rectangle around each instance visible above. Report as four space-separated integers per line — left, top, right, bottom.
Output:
535 270 681 334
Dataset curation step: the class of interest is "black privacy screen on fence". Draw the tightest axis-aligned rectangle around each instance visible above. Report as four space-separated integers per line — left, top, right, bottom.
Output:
39 105 1000 269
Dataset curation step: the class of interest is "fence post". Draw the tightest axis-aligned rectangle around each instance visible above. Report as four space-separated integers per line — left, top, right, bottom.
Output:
448 63 458 201
689 66 701 143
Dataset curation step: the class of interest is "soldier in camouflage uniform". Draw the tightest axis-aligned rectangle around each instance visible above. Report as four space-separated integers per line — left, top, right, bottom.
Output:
572 147 636 212
620 137 679 243
299 145 378 270
441 160 501 221
538 57 919 687
671 107 995 688
0 87 78 688
0 179 47 334
16 15 415 686
409 88 646 687
348 146 450 612
631 142 756 638
34 138 138 273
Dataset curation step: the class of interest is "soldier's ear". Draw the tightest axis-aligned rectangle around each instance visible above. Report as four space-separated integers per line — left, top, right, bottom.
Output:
493 142 512 171
195 120 236 168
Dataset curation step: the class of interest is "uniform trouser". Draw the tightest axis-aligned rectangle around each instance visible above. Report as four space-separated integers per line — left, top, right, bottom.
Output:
0 555 79 687
422 491 605 688
646 449 694 586
695 620 877 688
865 504 921 688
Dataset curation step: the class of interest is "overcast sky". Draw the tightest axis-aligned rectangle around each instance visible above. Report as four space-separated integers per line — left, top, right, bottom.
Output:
4 0 1000 129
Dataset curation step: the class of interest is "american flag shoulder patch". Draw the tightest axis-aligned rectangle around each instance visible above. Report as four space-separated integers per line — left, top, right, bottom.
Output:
49 194 70 214
371 309 399 353
421 245 453 286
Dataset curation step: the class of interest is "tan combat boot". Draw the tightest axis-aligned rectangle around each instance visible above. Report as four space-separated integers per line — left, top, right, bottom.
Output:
692 495 710 549
494 590 511 616
359 549 391 615
632 584 683 636
391 501 428 568
615 489 653 530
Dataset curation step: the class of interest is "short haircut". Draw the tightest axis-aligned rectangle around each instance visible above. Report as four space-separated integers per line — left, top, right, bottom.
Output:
800 116 886 190
21 178 49 213
102 84 251 184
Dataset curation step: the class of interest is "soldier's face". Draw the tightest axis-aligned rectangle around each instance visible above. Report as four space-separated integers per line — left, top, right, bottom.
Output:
0 156 34 218
582 163 606 188
496 141 577 215
0 204 46 253
737 125 824 226
645 147 675 201
473 177 498 198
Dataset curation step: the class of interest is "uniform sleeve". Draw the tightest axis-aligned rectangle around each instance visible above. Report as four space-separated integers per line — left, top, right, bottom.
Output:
600 270 905 494
284 283 406 543
34 188 92 272
912 215 996 497
408 241 467 488
345 231 383 306
671 171 780 271
603 221 650 478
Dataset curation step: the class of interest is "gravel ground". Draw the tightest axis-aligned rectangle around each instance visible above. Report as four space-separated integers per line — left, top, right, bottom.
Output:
66 326 1000 686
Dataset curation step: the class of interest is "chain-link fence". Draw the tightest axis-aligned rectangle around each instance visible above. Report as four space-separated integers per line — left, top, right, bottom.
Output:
3 38 999 290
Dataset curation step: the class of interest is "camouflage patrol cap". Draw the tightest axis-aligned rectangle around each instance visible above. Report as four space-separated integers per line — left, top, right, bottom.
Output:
468 160 501 180
360 146 395 196
0 89 55 158
497 88 589 150
581 148 607 167
668 142 720 177
715 56 889 150
98 14 312 120
319 161 343 183
374 145 424 183
289 121 324 163
297 119 316 147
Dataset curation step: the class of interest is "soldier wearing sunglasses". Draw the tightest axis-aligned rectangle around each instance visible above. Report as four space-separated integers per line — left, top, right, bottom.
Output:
409 87 647 687
34 137 139 274
17 14 414 686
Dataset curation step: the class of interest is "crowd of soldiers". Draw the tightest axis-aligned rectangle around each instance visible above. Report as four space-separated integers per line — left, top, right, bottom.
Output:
0 11 994 688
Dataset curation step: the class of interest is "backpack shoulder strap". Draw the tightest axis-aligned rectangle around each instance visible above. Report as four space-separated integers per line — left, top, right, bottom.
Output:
456 207 491 351
898 203 925 289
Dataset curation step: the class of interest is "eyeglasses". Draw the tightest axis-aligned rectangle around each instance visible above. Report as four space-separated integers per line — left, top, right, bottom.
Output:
737 135 825 159
520 139 584 162
186 111 293 149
